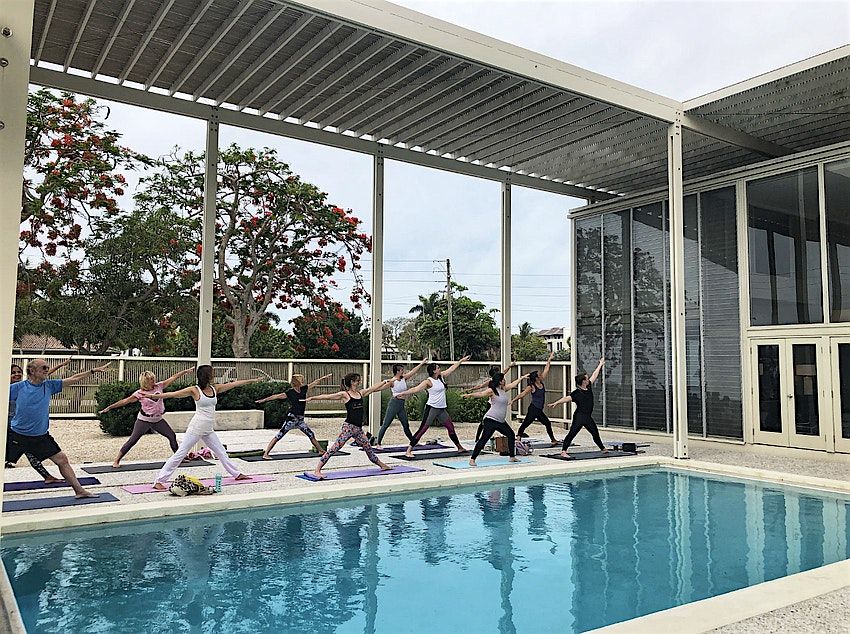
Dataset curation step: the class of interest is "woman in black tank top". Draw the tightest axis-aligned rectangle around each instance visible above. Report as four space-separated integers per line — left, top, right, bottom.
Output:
547 358 608 458
306 372 393 479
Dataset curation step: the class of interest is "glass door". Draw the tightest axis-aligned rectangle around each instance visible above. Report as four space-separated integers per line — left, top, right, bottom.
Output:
751 339 828 450
829 338 850 453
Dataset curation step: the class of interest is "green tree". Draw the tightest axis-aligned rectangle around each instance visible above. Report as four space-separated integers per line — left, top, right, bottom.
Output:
291 307 370 359
511 321 548 361
162 312 294 358
414 285 499 359
409 292 440 321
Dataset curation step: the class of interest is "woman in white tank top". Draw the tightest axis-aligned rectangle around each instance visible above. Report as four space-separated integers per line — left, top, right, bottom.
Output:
375 359 427 448
146 365 262 490
462 371 528 466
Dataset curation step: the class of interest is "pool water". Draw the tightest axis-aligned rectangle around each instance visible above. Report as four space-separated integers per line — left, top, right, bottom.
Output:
2 468 849 633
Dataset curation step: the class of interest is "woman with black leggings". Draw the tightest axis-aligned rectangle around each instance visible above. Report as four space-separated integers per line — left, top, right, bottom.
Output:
463 372 527 466
511 352 558 445
547 358 608 458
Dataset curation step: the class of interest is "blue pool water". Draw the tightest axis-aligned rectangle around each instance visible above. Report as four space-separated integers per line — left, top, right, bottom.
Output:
2 468 849 633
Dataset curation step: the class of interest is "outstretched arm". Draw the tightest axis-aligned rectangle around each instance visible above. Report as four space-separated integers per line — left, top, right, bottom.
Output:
505 374 530 391
395 379 432 399
162 368 195 388
46 359 70 376
62 362 112 387
305 390 348 403
98 394 139 414
145 385 198 401
540 352 555 380
510 385 532 406
255 392 287 404
307 373 334 389
441 355 471 378
361 379 391 397
216 377 263 394
462 388 493 399
402 358 429 380
589 357 605 384
547 395 572 408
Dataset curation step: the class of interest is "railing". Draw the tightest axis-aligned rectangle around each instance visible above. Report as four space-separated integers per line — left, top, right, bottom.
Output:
9 355 572 424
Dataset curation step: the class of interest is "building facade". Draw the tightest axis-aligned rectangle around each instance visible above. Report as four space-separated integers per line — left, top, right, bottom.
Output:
536 327 567 353
571 143 850 454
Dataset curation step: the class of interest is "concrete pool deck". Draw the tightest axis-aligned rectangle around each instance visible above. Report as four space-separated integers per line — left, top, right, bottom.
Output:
0 427 848 633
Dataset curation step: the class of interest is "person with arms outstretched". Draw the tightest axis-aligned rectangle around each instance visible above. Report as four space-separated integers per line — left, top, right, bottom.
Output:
255 373 332 457
375 358 427 448
463 371 528 466
547 358 607 458
511 352 559 445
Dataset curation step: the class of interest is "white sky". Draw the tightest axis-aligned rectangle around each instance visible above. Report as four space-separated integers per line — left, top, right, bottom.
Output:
54 0 850 335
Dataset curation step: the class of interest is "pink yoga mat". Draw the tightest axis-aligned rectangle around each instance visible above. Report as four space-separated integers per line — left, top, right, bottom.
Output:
122 474 275 494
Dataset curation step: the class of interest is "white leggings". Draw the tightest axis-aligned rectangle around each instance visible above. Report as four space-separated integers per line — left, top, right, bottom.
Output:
154 429 242 485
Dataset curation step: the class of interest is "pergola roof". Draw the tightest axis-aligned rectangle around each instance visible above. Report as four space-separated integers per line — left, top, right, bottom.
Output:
29 0 850 198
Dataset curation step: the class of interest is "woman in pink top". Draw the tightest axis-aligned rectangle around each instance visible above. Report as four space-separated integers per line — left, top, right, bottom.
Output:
99 368 194 468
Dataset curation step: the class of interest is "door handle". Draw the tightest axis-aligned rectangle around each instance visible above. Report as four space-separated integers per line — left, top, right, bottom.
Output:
787 394 793 399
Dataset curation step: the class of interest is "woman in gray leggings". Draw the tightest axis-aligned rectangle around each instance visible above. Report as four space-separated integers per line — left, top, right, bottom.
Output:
99 368 194 468
375 359 427 448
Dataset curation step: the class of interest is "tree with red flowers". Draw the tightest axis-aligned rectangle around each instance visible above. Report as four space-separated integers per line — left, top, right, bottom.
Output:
291 307 370 359
135 145 371 357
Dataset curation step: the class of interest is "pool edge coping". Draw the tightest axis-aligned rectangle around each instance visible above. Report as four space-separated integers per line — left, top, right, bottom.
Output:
0 556 25 634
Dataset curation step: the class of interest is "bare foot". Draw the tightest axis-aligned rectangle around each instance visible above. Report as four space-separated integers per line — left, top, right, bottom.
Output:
550 441 559 447
43 477 64 485
560 451 573 459
74 490 99 499
312 470 326 480
153 482 167 491
456 447 469 454
405 449 415 458
111 462 121 468
509 457 520 462
601 447 609 454
234 473 251 481
378 462 393 471
468 459 477 467
262 454 272 460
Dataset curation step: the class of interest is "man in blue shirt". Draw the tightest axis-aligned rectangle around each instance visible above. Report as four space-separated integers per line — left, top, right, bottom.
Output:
7 358 111 498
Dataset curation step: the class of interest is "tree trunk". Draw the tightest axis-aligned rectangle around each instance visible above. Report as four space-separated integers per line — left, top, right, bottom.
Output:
231 326 250 358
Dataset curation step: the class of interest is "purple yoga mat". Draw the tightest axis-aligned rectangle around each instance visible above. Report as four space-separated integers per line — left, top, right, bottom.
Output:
122 474 275 494
364 443 449 453
4 477 100 492
297 465 424 482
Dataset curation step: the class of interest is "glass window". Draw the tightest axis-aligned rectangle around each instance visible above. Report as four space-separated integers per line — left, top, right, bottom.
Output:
602 211 632 427
757 345 782 433
684 194 703 435
575 217 603 392
825 159 850 322
747 168 822 325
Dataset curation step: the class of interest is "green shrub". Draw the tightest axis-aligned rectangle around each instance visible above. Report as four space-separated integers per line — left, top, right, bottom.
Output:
95 382 141 436
454 395 489 423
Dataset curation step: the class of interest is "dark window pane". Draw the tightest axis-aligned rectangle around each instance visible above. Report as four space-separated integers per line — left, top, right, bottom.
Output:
700 187 743 439
575 217 603 392
825 159 850 322
684 194 703 435
602 211 633 427
757 345 782 433
792 344 819 436
838 344 850 440
632 203 667 432
747 168 822 325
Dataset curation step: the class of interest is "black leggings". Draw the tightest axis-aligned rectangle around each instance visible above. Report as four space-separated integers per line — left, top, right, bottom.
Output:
516 405 556 441
472 417 515 459
410 405 462 448
118 417 179 459
562 414 605 452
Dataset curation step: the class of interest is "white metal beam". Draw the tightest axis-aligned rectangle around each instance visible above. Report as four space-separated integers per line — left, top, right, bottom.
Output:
681 114 793 158
214 13 313 107
299 43 414 124
33 0 57 64
90 0 136 79
282 38 394 121
63 0 97 72
368 152 384 437
281 0 681 122
0 0 36 529
242 22 343 113
169 0 253 96
30 67 611 199
260 30 369 116
198 112 220 365
501 180 512 370
144 1 214 90
667 117 689 460
118 0 176 85
193 5 287 101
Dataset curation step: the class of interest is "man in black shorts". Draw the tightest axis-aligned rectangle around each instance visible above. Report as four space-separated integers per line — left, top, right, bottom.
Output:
7 358 111 497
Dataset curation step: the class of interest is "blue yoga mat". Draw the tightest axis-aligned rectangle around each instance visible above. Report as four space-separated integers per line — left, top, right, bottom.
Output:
4 477 100 492
2 492 119 512
297 465 424 481
433 457 531 470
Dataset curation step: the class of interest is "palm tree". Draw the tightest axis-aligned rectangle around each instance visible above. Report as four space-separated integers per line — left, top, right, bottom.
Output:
409 292 440 320
518 321 534 339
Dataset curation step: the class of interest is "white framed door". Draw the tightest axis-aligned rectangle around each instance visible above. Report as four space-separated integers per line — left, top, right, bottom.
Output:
750 338 828 450
829 337 850 453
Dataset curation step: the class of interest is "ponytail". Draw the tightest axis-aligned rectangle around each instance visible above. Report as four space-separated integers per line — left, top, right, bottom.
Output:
488 372 504 396
196 365 213 390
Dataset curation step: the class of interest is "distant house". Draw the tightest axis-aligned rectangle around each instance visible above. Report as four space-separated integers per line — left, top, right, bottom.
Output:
12 335 76 356
536 327 566 353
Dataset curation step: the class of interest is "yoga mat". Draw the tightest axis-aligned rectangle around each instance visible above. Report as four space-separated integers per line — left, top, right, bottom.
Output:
3 493 119 513
606 441 650 448
366 443 450 453
240 451 349 462
542 450 642 461
297 465 424 481
82 459 212 474
433 457 531 470
391 450 470 461
122 474 275 495
228 449 264 458
4 477 100 492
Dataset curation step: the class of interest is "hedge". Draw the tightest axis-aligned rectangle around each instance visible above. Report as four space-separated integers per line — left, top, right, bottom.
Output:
95 380 291 437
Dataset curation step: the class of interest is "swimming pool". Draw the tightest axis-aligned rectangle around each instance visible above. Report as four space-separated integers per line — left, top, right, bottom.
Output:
2 467 848 633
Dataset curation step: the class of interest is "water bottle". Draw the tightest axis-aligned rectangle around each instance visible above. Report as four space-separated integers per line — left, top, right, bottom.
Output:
214 473 222 493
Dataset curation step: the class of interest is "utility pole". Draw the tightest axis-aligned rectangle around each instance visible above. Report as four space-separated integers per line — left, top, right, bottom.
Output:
446 258 455 360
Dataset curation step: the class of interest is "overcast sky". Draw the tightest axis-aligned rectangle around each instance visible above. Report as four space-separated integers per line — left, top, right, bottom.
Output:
63 0 849 336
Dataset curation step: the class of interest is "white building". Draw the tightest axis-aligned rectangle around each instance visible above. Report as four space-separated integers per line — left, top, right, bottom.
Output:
536 327 567 353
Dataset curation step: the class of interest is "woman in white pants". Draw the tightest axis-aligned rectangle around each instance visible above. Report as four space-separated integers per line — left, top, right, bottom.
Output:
145 365 261 490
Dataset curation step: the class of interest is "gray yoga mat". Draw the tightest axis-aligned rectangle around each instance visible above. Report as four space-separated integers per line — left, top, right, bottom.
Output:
366 443 450 453
82 460 212 474
240 451 350 462
4 477 100 492
2 492 119 512
391 450 470 461
542 450 642 461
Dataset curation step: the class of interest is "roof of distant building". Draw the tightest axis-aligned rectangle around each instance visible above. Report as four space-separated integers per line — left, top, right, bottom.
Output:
13 335 75 354
536 327 564 337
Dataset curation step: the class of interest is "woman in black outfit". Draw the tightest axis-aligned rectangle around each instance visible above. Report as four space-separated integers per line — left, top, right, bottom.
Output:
547 358 607 458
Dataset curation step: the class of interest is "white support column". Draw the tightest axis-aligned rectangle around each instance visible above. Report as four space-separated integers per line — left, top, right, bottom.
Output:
0 0 36 526
667 117 689 459
197 109 219 366
501 179 512 370
368 152 384 437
